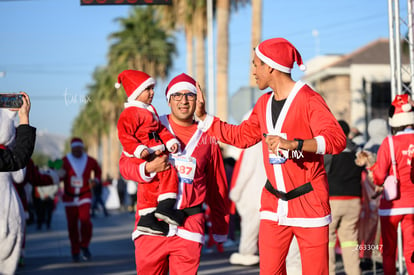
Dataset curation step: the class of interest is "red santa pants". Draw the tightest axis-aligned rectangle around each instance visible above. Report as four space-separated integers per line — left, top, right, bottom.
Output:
134 235 202 275
132 156 179 212
259 219 329 275
380 214 414 275
64 203 93 255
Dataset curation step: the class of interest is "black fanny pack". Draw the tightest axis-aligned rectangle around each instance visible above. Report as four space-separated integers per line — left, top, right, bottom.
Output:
265 180 313 201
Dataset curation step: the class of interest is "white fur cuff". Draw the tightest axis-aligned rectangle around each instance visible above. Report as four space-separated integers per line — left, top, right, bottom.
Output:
197 114 214 132
134 145 149 158
314 136 326 155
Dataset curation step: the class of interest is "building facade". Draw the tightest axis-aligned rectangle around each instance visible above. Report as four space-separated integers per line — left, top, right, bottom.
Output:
302 38 411 138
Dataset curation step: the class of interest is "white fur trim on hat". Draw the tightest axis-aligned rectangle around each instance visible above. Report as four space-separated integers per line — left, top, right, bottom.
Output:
71 141 84 148
166 82 197 101
128 77 155 102
255 46 291 73
389 111 414 127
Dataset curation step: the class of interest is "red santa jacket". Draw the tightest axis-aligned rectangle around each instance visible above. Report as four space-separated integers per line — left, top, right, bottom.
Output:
372 129 414 215
198 81 346 228
117 101 179 159
61 153 101 206
119 115 229 244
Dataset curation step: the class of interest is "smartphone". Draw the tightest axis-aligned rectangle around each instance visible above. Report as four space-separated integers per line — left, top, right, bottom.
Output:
0 93 23 108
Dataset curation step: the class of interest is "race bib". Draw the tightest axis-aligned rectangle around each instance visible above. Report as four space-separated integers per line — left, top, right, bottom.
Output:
71 176 83 188
169 155 196 184
267 133 288 165
269 152 287 165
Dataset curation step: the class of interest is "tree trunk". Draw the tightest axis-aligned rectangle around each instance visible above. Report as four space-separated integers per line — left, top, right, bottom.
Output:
216 0 229 120
109 122 121 180
249 0 262 86
87 137 99 160
193 8 206 90
185 25 194 77
101 133 110 181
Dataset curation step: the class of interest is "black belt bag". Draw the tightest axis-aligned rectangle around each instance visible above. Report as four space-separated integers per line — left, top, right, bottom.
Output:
265 180 313 201
182 204 203 217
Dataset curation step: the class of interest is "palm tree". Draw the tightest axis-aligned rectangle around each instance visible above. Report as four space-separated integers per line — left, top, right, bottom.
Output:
158 0 207 85
192 0 207 89
157 0 195 76
72 6 176 179
216 0 230 120
91 66 120 179
109 6 177 78
71 67 111 172
216 0 250 120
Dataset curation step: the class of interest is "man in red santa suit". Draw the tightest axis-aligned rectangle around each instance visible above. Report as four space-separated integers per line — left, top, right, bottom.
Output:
61 137 101 262
116 70 183 235
119 73 229 275
368 93 414 274
195 37 346 275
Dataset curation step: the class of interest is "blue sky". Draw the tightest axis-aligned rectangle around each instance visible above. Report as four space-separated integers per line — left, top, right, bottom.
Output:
0 0 400 137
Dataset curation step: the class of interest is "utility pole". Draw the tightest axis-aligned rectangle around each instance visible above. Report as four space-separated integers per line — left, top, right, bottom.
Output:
387 3 414 275
388 0 414 98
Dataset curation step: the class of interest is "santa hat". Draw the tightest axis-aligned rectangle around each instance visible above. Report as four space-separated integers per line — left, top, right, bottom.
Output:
115 70 156 102
255 38 306 73
165 73 197 101
71 137 84 148
388 93 414 127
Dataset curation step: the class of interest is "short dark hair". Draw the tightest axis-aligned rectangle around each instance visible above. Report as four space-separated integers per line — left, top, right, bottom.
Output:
338 120 350 137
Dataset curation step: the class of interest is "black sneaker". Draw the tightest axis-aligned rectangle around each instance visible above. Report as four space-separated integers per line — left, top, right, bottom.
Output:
154 199 185 226
72 253 80 262
81 247 92 261
137 213 169 235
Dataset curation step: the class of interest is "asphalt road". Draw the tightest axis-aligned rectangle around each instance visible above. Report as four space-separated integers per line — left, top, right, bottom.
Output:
16 203 260 275
15 201 389 275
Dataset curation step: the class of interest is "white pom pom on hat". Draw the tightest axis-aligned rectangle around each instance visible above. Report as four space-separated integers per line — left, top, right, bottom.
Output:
115 82 121 89
401 103 412 112
255 37 306 73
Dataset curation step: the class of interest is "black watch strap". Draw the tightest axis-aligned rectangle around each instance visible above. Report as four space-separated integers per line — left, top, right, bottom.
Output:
294 138 304 151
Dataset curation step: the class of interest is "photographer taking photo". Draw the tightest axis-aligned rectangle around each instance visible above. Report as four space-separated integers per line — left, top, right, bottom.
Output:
0 92 36 171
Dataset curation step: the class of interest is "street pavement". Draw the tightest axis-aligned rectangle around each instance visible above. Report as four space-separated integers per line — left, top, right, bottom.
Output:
16 201 389 275
16 203 260 275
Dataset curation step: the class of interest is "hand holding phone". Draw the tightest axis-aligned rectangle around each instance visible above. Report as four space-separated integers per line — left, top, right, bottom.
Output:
0 93 23 108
